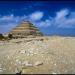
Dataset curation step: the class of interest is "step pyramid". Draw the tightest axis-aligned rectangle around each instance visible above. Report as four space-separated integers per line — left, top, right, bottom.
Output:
9 21 43 38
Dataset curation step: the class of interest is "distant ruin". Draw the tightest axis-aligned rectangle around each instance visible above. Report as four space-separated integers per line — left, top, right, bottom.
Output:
9 21 43 38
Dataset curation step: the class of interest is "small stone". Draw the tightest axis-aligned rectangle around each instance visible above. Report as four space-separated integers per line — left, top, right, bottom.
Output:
22 61 33 67
16 59 22 65
7 55 10 59
0 64 2 67
42 55 44 57
34 61 43 66
27 53 30 56
30 53 34 56
0 67 3 73
22 61 29 65
20 50 25 54
15 68 19 73
0 69 3 73
22 69 26 74
34 53 37 55
54 63 56 66
29 51 33 54
25 63 33 67
0 68 2 70
15 68 22 74
52 72 57 74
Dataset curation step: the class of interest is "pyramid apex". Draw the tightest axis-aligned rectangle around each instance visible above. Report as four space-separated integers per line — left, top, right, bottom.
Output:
22 20 31 24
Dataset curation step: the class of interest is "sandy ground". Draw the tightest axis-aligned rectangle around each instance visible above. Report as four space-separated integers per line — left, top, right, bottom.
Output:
0 36 75 74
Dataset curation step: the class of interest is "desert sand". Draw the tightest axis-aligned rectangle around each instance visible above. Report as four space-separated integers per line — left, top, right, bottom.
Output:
0 36 75 74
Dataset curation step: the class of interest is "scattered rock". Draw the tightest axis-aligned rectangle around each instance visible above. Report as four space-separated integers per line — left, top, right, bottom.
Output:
34 61 43 66
27 53 30 56
25 63 33 67
40 39 44 41
0 69 3 73
0 64 2 67
30 53 34 56
54 63 57 66
15 68 22 74
22 61 29 65
34 53 37 55
42 55 44 57
52 72 57 74
20 50 26 54
0 68 2 70
0 64 3 73
16 59 22 65
6 55 10 59
15 41 22 44
22 61 33 67
29 50 33 54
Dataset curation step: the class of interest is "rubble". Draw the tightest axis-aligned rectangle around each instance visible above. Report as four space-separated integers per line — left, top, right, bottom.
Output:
22 61 33 67
52 72 57 74
34 61 43 66
16 59 22 65
0 36 75 74
25 63 33 67
0 64 4 73
20 50 26 54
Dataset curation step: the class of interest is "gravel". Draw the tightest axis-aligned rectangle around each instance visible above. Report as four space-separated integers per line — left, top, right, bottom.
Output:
0 36 75 74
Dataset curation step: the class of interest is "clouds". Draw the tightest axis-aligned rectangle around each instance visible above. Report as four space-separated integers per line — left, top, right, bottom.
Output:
35 19 52 27
29 11 44 21
55 9 69 20
0 14 27 25
1 9 75 34
0 14 22 33
0 11 44 33
37 9 75 28
54 9 75 28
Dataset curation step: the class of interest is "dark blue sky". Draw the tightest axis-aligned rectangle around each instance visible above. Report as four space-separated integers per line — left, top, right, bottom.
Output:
0 1 75 36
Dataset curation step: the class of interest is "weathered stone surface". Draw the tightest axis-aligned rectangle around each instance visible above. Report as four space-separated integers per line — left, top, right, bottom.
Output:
34 61 43 66
9 21 43 38
22 61 33 67
15 68 22 74
0 36 75 74
16 59 22 65
0 64 4 73
25 63 33 67
20 50 26 54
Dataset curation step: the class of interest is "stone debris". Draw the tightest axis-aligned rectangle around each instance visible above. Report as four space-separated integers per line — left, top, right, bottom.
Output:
52 72 57 74
15 41 22 44
15 68 22 74
20 50 26 54
54 63 57 66
25 63 33 67
16 59 22 65
6 55 10 59
29 50 33 54
30 53 34 56
34 61 43 66
34 53 37 55
0 68 6 73
27 53 30 56
22 61 29 65
0 64 4 73
0 64 2 67
0 69 3 73
15 68 19 74
22 61 33 67
1 37 75 74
